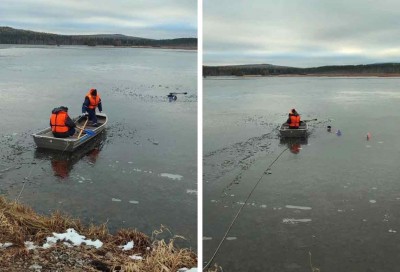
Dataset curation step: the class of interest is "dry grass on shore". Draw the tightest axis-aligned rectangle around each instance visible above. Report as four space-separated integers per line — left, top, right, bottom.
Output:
0 196 197 271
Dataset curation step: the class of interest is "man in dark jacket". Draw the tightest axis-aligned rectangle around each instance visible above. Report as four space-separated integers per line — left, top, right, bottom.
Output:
50 106 76 138
82 88 102 126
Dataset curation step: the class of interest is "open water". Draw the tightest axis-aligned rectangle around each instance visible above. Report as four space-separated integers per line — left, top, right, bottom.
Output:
203 76 400 271
0 45 197 248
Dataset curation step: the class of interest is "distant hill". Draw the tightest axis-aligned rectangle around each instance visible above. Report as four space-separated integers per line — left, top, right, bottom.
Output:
0 26 197 49
203 63 400 76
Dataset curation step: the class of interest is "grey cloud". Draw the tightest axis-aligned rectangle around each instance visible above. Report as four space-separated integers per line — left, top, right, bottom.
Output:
204 0 400 66
0 0 196 38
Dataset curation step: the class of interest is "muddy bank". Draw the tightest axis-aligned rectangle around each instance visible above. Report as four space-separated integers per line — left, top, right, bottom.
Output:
0 196 197 271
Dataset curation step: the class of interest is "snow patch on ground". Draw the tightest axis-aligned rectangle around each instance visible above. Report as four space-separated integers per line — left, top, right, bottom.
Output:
42 228 103 249
129 254 143 260
119 241 134 251
177 268 198 272
186 189 197 195
0 242 13 249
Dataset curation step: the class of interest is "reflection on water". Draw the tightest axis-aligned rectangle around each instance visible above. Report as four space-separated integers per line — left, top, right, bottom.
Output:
34 132 107 179
280 137 308 154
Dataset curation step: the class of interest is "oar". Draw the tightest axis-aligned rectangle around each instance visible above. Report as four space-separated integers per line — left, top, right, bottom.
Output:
169 92 188 95
303 118 317 122
76 126 95 136
77 118 88 139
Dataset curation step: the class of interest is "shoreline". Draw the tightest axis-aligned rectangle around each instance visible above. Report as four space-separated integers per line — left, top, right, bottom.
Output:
204 73 400 78
0 43 197 51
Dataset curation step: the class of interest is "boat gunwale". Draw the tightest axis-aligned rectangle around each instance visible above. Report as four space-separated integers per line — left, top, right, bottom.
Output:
32 113 108 150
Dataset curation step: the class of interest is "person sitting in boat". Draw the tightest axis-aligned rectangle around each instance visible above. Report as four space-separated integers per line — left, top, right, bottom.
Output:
82 88 102 127
50 106 76 138
287 108 300 129
167 92 178 102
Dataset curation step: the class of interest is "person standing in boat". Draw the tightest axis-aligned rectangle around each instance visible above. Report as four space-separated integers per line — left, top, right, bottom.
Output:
287 108 300 129
82 88 102 126
50 106 76 138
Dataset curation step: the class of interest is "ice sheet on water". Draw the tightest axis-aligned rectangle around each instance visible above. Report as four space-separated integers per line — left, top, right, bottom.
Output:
160 173 183 180
282 218 312 224
285 205 312 210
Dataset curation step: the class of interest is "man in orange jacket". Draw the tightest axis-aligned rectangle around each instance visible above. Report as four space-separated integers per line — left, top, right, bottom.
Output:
82 88 102 126
287 108 301 129
50 106 76 138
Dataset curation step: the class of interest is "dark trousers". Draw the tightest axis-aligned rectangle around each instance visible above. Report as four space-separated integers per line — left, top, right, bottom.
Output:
53 127 75 138
87 109 97 124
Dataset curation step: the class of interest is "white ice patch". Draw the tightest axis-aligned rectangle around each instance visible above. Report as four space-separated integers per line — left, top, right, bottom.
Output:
177 268 198 272
203 237 212 241
260 204 267 208
369 200 377 204
0 242 12 249
160 173 183 181
389 229 397 233
285 205 312 210
25 241 37 250
112 198 122 202
186 189 197 195
43 228 102 249
378 141 384 144
282 218 312 224
226 237 237 241
372 187 377 190
129 200 139 204
129 254 143 260
119 241 134 251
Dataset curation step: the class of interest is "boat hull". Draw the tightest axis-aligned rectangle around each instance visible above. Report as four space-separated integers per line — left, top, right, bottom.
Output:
279 121 308 138
32 113 107 152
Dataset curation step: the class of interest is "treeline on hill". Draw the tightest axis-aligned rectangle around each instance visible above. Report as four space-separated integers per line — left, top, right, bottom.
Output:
0 27 197 48
203 63 400 76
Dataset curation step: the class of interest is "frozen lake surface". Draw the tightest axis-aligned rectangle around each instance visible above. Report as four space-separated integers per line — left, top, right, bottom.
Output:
0 45 197 248
204 76 400 271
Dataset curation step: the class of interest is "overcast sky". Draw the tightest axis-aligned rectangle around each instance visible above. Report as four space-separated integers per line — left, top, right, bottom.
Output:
204 0 400 67
0 0 196 39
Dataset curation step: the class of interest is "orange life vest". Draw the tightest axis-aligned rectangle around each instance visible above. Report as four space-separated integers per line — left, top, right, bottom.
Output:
289 114 300 128
50 111 69 133
86 90 100 110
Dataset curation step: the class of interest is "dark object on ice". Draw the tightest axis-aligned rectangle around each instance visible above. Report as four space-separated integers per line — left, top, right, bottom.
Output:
327 125 332 132
167 92 188 102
